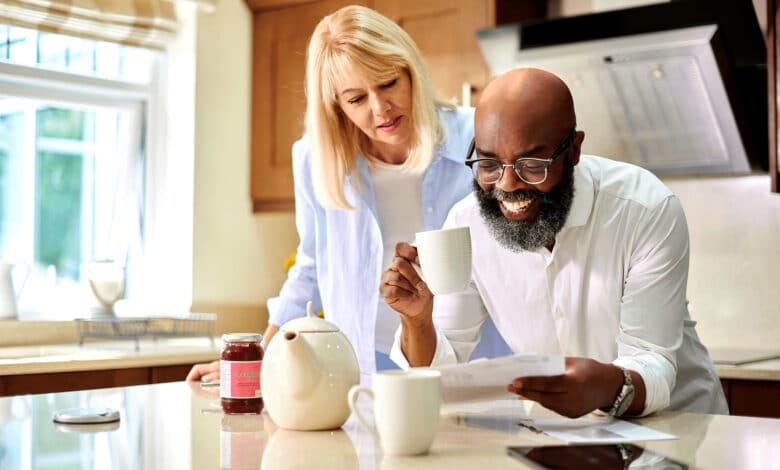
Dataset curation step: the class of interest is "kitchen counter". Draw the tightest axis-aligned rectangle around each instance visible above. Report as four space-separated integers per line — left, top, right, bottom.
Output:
0 338 221 396
0 381 778 469
0 337 220 376
715 359 780 381
708 346 780 381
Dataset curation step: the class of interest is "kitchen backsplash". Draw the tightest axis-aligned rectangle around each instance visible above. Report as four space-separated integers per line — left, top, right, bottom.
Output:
664 174 780 350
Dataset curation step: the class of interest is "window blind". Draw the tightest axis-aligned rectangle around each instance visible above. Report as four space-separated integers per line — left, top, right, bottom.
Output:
0 0 179 50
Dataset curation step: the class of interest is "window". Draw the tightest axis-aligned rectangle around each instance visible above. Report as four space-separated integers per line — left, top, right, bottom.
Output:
0 24 154 319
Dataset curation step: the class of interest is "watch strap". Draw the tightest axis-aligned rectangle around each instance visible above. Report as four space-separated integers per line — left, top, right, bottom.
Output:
606 367 635 417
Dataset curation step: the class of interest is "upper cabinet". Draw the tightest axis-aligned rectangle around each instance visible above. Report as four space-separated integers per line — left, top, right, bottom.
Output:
247 0 363 211
769 0 779 192
373 0 495 107
245 0 544 211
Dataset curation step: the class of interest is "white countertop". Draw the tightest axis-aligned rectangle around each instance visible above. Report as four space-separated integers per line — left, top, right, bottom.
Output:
2 381 780 469
0 337 220 375
715 358 780 381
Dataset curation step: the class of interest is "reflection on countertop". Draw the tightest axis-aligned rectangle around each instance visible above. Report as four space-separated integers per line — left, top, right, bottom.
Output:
3 381 780 470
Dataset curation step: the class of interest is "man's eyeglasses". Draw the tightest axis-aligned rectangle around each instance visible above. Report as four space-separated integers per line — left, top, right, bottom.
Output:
465 128 575 185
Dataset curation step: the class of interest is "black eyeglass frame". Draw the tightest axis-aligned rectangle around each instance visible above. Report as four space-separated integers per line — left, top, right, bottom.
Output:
464 128 576 185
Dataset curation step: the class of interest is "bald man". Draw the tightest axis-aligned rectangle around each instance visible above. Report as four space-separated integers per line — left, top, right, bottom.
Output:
380 68 727 418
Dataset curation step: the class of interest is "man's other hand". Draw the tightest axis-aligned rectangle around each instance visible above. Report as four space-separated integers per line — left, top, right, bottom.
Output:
507 357 629 418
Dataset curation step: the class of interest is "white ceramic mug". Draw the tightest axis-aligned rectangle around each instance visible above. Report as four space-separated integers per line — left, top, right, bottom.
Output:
347 369 442 456
413 226 472 295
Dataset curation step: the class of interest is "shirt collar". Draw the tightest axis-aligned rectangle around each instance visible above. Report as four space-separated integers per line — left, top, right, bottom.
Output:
561 161 594 230
436 138 463 164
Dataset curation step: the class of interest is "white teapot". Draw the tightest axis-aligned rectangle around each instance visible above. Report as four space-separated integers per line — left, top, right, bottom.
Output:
261 301 359 431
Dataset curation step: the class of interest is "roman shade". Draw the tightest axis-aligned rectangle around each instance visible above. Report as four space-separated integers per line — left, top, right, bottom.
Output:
0 0 185 50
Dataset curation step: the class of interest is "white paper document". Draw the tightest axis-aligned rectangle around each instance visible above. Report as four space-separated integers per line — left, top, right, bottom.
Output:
433 353 565 403
520 416 677 443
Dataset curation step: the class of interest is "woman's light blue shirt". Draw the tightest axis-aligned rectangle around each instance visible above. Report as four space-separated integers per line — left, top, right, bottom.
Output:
267 107 509 380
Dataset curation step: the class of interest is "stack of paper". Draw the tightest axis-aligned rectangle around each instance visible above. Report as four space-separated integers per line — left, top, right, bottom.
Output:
434 354 565 403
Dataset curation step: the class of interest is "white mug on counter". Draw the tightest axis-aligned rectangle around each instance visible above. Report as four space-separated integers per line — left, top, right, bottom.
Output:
412 226 472 295
347 369 442 456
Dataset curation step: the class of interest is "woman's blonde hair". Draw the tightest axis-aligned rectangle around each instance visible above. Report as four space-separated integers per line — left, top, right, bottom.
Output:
305 5 450 210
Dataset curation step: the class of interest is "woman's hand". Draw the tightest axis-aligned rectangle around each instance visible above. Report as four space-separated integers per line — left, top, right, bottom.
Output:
186 325 279 383
186 360 220 383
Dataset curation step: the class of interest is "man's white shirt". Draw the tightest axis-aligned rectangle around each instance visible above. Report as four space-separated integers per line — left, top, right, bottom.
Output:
391 155 728 416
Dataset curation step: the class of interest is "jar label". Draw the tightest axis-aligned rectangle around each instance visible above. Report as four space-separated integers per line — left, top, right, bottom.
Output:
220 360 262 399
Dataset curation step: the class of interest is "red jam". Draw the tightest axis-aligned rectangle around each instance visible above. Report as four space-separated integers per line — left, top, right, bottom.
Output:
220 333 263 414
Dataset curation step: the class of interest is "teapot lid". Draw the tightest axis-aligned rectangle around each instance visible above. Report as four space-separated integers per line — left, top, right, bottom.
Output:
281 301 339 333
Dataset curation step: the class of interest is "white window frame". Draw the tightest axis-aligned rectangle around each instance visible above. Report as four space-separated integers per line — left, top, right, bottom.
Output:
0 5 197 317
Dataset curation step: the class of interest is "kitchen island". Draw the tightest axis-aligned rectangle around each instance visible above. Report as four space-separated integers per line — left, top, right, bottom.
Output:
1 380 779 469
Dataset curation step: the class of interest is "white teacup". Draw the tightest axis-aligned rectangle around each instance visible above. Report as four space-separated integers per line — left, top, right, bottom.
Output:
413 226 472 295
347 369 441 456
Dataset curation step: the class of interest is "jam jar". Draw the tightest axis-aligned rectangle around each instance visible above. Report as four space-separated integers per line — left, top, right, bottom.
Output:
220 333 263 414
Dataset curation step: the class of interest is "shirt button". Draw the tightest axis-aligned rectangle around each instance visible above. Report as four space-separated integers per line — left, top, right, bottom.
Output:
426 207 434 214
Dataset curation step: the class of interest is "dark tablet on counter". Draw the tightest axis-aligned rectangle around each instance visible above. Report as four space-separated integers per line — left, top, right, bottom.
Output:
507 443 689 469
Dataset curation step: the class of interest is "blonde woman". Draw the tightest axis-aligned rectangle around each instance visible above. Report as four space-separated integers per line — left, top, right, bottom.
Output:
187 5 508 383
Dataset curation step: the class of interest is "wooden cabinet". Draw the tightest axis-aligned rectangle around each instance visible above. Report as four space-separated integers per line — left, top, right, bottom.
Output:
0 364 195 396
721 378 780 418
248 0 364 211
768 0 779 192
373 0 495 106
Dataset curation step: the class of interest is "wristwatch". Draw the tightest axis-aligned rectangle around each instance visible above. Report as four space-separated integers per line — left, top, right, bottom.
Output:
605 367 635 417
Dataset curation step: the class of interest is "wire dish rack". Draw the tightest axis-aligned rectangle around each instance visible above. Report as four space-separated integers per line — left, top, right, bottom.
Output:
76 314 217 351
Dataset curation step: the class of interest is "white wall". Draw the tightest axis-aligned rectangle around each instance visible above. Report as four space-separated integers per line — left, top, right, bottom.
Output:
664 176 780 349
192 0 298 311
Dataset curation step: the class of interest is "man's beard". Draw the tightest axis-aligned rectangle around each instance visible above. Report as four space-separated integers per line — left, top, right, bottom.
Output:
474 160 576 252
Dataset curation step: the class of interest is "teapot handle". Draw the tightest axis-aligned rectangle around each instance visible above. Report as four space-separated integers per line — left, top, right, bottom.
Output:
347 385 379 440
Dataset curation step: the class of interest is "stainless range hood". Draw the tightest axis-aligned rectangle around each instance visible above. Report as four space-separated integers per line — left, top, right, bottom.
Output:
476 1 767 176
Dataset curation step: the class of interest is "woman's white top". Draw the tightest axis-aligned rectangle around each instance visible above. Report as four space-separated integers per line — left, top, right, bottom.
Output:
369 160 425 353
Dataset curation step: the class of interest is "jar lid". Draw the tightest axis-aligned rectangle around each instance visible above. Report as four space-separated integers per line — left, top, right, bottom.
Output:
222 333 262 343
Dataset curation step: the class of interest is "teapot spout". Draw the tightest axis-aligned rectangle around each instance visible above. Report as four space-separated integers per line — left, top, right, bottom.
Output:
280 331 321 400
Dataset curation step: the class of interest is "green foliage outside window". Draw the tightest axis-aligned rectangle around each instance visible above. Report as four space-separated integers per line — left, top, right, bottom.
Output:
37 107 84 140
34 108 86 280
35 151 82 280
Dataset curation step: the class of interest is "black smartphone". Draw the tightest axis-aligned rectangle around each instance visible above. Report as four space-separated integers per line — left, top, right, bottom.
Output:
507 443 689 469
